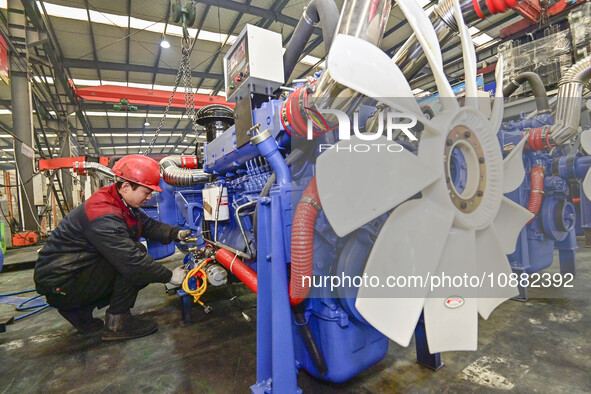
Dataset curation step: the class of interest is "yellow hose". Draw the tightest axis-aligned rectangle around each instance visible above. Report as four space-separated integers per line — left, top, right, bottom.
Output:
181 258 211 305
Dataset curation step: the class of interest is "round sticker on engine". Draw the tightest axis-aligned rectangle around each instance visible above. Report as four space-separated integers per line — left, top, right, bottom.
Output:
445 296 464 309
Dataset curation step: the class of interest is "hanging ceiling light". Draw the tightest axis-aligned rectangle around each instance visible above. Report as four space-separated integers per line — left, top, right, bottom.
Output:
160 35 170 49
144 121 150 126
183 136 188 142
141 137 146 143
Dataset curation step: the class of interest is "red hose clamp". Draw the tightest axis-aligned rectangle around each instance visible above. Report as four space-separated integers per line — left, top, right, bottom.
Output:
281 82 330 138
73 161 87 176
526 127 552 151
485 0 517 14
473 0 485 18
180 154 198 169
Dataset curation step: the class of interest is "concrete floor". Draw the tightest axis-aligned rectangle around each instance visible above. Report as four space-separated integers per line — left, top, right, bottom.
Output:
0 243 590 393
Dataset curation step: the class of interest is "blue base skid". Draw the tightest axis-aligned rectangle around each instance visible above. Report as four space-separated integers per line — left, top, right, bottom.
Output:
177 289 194 325
415 313 444 370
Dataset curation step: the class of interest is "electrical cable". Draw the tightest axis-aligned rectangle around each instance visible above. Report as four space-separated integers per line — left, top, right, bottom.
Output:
181 257 212 306
225 281 255 326
0 289 51 322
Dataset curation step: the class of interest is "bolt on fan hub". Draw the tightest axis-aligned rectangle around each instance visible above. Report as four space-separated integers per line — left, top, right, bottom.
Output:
444 125 486 213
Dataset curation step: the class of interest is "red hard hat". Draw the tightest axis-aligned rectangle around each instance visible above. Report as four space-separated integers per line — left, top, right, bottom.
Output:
112 155 162 192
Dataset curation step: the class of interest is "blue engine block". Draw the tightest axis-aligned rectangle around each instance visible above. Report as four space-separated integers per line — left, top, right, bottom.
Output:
146 98 395 390
142 96 591 389
497 113 591 284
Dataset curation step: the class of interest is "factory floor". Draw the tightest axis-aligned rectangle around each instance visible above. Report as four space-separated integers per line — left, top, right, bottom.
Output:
1 242 590 393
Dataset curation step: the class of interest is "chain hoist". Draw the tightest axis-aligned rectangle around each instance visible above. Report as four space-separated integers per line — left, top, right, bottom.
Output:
144 1 198 155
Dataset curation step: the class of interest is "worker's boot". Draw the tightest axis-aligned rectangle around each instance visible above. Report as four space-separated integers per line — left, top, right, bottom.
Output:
58 307 104 334
102 310 158 341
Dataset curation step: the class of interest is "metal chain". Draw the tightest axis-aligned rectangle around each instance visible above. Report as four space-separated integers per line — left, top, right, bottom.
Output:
182 38 200 137
144 37 193 155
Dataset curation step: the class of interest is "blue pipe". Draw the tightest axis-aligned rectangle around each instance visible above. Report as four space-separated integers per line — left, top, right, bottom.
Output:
0 289 51 321
252 130 291 186
0 289 37 297
555 155 591 180
15 305 51 321
574 156 591 179
17 294 46 311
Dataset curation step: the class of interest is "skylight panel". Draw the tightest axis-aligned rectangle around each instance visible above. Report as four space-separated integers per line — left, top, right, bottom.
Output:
472 33 493 46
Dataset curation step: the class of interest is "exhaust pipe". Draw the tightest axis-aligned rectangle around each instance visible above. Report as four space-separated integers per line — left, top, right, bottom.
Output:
311 0 392 101
550 55 591 145
393 0 519 80
72 161 115 178
160 155 211 186
282 0 393 137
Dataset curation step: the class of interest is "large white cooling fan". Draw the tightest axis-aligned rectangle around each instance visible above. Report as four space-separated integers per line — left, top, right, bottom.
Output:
581 129 591 197
315 0 533 353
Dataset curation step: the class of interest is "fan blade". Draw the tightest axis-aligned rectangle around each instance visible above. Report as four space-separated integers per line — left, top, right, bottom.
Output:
583 171 591 199
503 137 527 193
490 55 505 133
396 0 458 111
423 228 478 353
452 0 478 109
475 225 519 319
326 34 439 132
355 197 454 347
581 129 591 155
316 136 440 237
492 196 534 254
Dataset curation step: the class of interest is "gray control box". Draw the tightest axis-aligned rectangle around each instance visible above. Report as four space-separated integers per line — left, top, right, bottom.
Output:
223 24 284 102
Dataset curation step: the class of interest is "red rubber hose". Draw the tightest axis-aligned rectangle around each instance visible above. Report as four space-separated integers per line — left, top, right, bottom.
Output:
290 177 321 306
216 178 321 306
527 166 545 224
215 248 258 293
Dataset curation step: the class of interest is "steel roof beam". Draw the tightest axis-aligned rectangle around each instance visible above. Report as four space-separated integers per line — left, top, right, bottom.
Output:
256 0 292 29
195 0 252 92
21 0 101 153
63 58 223 80
62 128 194 133
192 0 320 34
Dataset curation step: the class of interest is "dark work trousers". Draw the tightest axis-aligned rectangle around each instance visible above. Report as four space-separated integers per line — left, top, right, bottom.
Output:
40 258 145 315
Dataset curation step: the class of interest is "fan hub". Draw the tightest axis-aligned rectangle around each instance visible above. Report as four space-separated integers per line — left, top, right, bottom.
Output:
444 125 486 213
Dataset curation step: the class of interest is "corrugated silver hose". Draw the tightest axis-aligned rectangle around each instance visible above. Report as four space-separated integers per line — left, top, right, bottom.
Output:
550 55 591 145
77 161 115 178
159 155 211 186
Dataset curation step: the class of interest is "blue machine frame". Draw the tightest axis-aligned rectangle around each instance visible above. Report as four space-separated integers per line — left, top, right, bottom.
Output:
146 96 442 392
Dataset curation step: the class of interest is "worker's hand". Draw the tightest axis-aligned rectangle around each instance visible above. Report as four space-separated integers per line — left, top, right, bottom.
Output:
176 229 192 242
169 266 188 286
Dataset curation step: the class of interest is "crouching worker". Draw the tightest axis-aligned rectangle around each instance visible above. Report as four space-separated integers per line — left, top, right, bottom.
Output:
34 155 190 341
